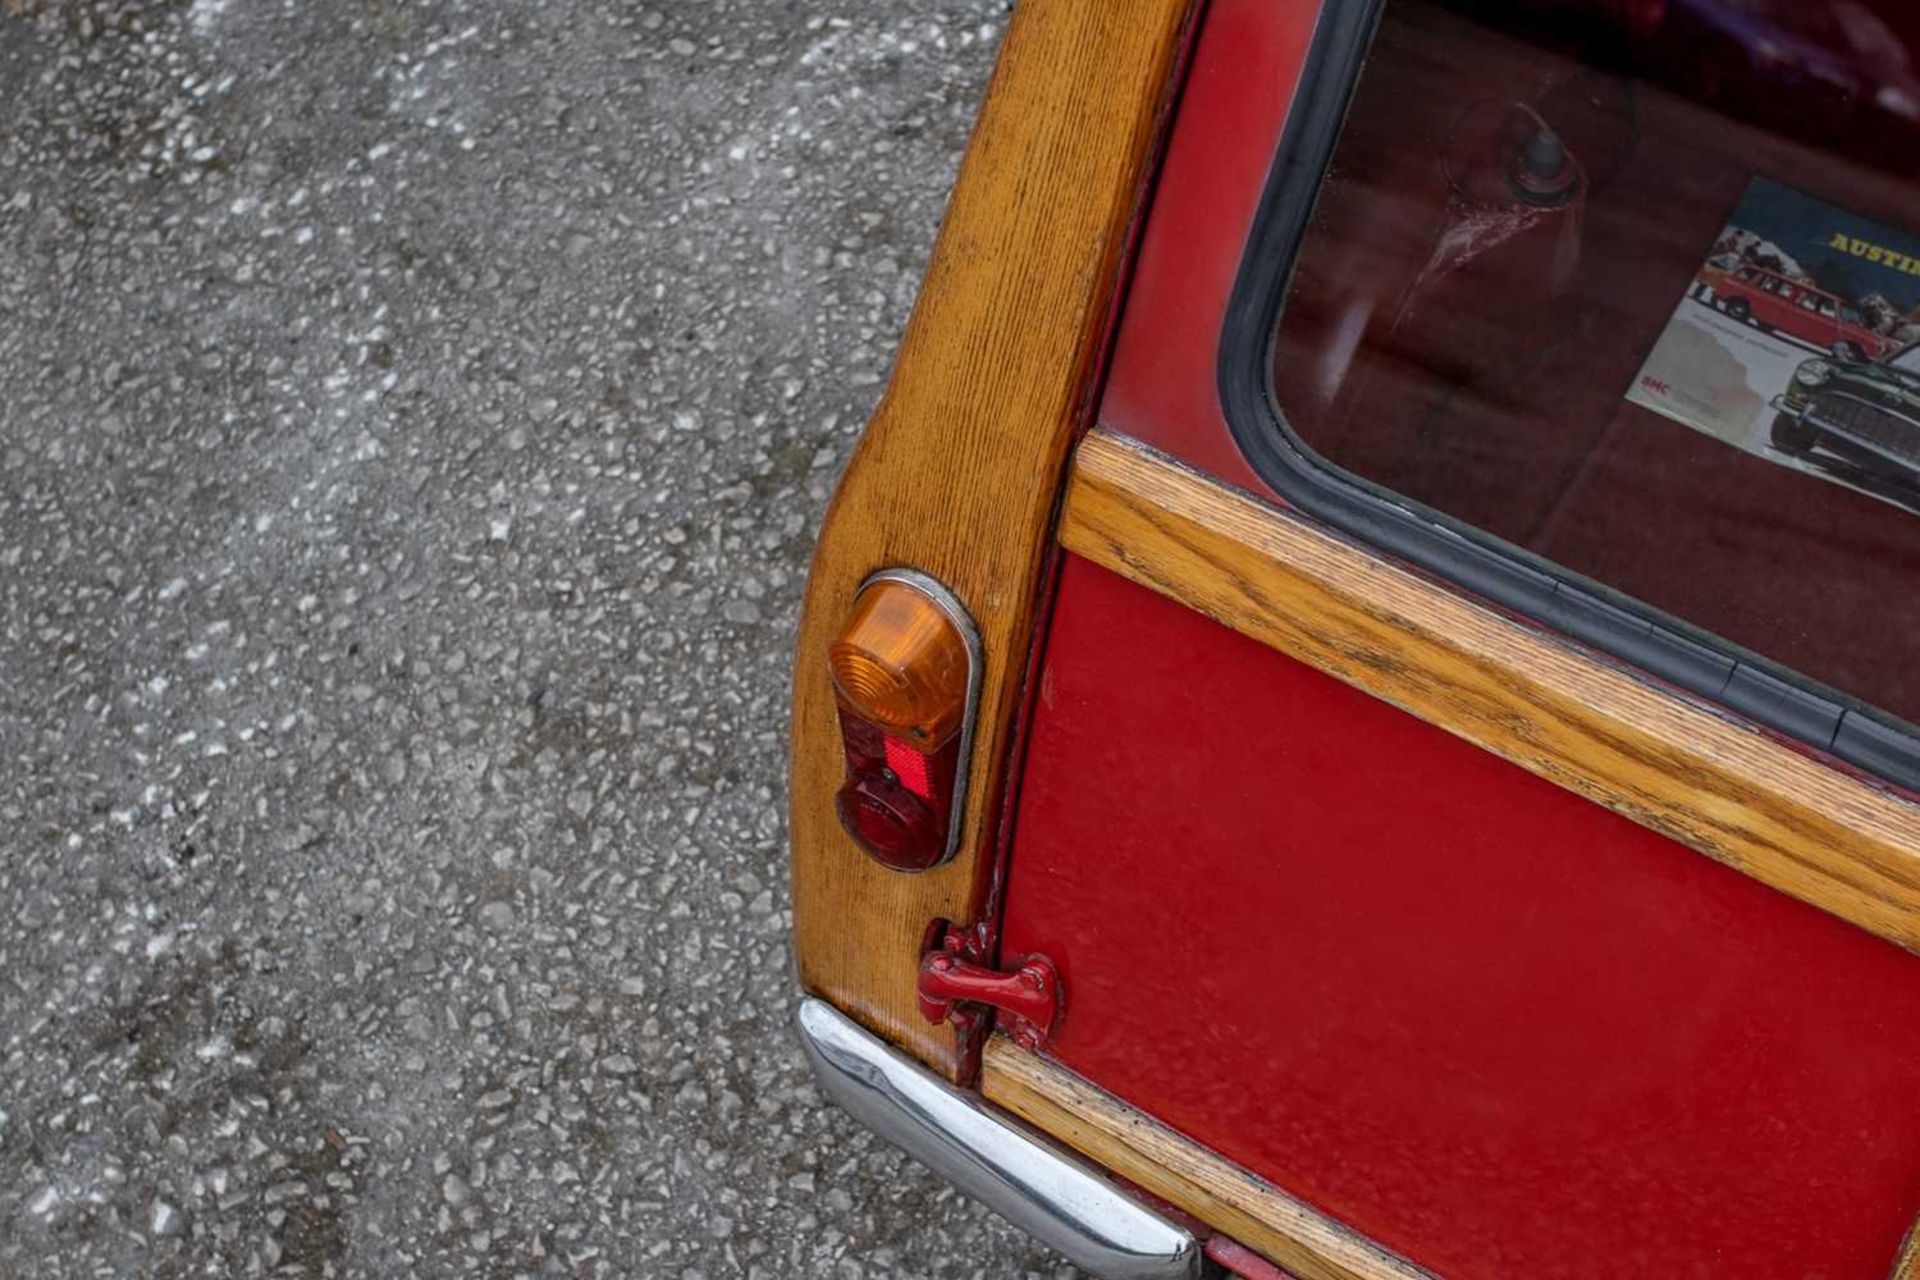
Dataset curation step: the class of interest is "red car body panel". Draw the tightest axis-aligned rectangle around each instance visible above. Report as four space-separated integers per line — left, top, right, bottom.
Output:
998 0 1920 1276
1003 559 1920 1280
1094 0 1309 497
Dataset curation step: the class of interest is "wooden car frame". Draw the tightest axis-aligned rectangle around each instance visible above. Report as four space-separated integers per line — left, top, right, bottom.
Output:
790 3 1920 1277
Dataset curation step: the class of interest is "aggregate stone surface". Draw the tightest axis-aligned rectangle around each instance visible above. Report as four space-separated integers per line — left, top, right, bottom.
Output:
0 0 1084 1275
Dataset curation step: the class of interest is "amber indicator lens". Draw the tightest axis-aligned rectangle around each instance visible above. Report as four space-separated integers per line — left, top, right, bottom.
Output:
828 579 970 749
828 574 977 872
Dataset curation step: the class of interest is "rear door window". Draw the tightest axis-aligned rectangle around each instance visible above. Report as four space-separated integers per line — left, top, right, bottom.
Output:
1250 0 1920 784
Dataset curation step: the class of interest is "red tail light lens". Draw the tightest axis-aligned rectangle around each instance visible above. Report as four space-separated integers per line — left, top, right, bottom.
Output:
828 572 979 871
835 773 940 868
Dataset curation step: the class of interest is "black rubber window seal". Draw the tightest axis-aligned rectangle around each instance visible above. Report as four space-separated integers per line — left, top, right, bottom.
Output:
1215 0 1920 794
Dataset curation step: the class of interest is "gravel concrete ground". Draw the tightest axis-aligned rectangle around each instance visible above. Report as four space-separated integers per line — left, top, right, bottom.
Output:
0 1 1079 1275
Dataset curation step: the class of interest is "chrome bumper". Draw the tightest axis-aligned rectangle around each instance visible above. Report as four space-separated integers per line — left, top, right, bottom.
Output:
795 998 1202 1280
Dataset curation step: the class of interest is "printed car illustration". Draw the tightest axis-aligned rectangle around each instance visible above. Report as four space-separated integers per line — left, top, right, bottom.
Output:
790 2 1920 1278
1709 263 1898 359
1774 342 1920 508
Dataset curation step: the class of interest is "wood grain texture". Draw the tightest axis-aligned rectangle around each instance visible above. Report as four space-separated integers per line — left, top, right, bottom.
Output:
789 2 1196 1076
1061 429 1920 954
982 1037 1436 1280
1895 1217 1920 1280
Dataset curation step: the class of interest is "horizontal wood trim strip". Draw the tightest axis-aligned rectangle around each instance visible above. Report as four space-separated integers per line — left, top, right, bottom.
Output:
789 5 1197 1076
1060 429 1920 954
982 1037 1436 1280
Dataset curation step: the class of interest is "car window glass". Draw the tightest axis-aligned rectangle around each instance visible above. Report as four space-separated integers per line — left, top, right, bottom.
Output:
1269 0 1920 735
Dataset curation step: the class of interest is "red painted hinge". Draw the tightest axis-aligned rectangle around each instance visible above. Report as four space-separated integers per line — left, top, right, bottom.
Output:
916 926 1061 1050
